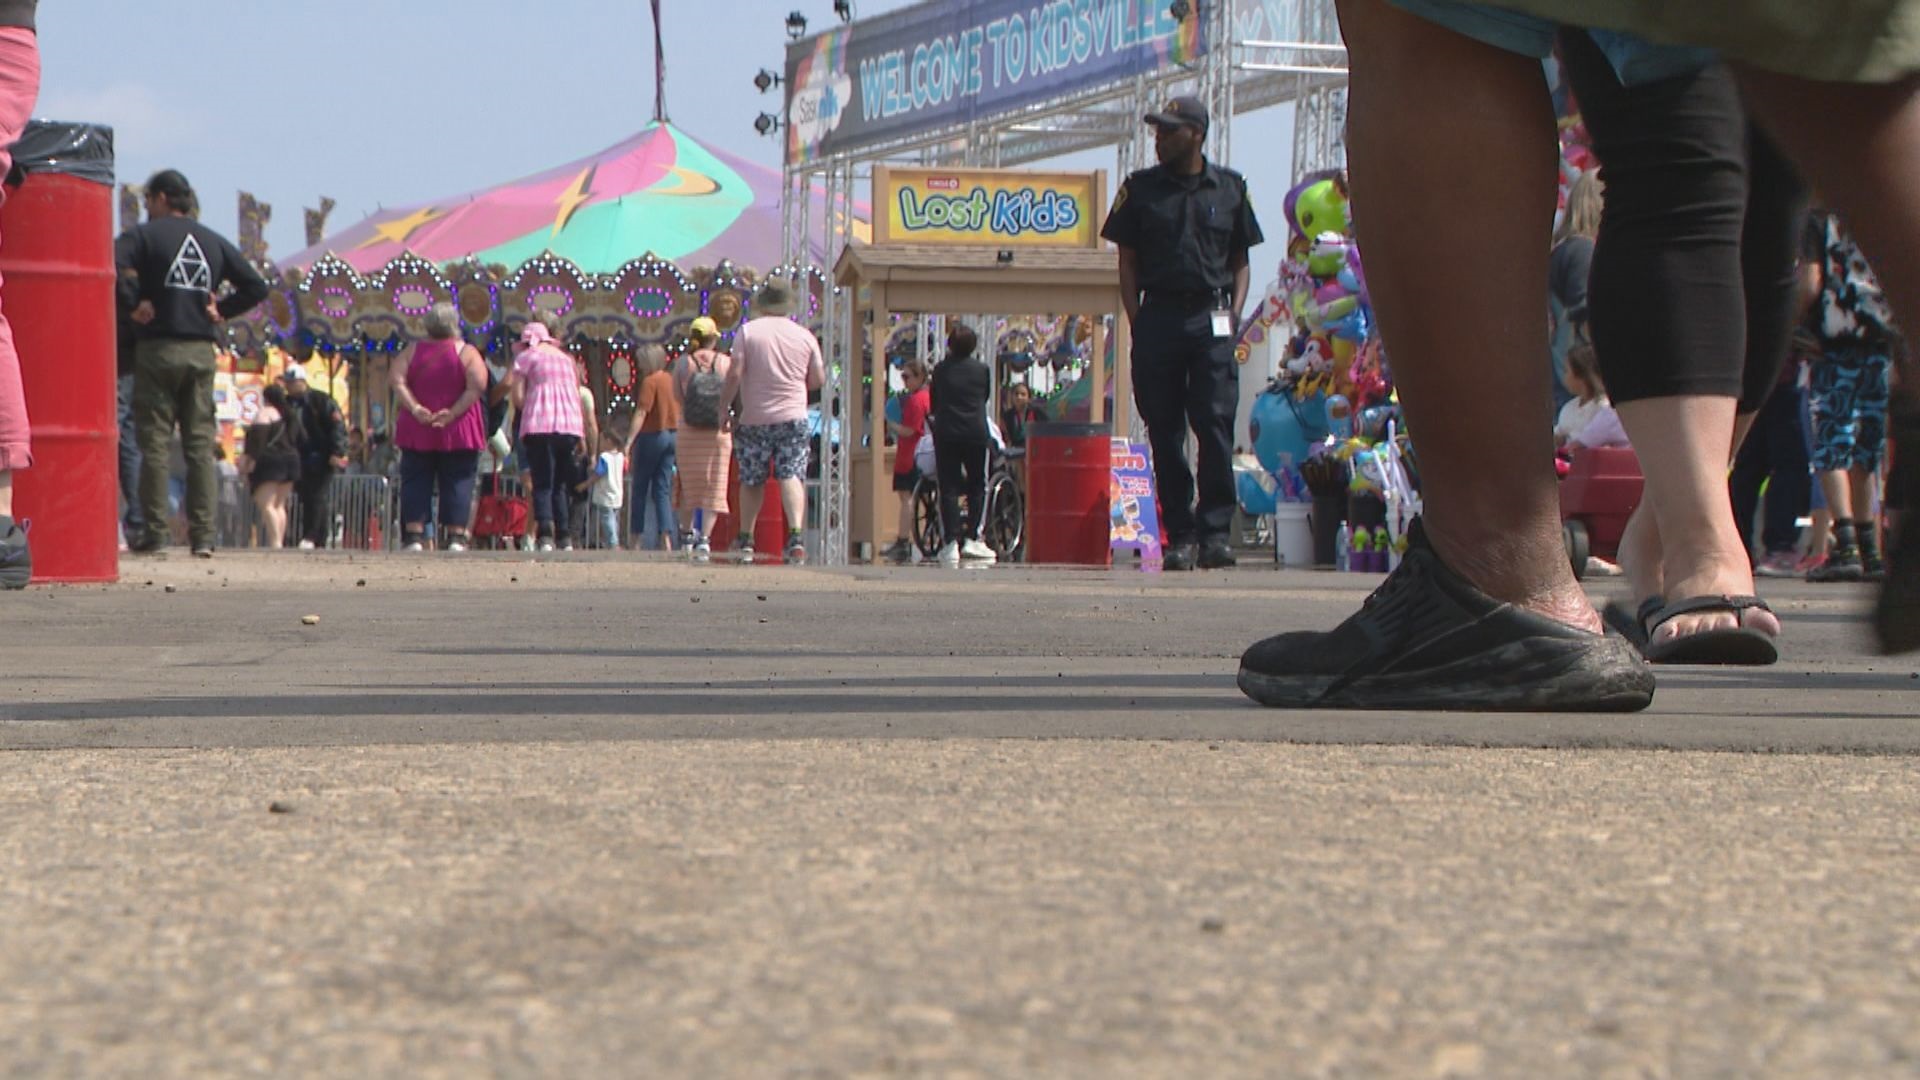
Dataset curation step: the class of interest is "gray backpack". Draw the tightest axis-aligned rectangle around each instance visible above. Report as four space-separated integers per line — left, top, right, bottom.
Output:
682 351 725 429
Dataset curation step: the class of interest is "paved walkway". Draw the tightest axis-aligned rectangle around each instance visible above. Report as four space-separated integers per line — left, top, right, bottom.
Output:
3 553 1916 1076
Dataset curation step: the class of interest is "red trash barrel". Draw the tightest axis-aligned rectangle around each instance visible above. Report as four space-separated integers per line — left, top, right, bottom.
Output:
1025 421 1112 566
3 122 117 584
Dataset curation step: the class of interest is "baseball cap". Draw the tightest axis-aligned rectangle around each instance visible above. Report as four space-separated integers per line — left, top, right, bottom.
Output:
281 362 309 382
688 316 719 339
1144 95 1209 132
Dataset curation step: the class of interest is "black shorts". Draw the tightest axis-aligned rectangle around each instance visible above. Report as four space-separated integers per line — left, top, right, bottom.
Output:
892 468 921 493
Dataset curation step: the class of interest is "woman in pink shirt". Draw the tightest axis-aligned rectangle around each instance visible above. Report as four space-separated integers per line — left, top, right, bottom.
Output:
0 8 37 588
508 321 586 551
392 303 487 551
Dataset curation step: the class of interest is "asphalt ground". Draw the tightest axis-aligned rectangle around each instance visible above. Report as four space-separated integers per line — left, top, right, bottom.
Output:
2 552 1916 1077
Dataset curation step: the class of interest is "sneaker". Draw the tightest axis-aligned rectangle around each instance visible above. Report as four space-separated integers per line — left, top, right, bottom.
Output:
1237 517 1654 711
0 515 28 589
297 539 316 551
960 538 997 563
1198 541 1237 570
538 539 555 553
403 541 426 553
445 541 468 553
1862 551 1887 582
937 540 961 566
883 538 914 565
1753 551 1800 578
1807 549 1864 583
736 540 755 563
785 535 808 564
127 533 165 556
693 539 712 564
1162 544 1197 572
191 546 214 560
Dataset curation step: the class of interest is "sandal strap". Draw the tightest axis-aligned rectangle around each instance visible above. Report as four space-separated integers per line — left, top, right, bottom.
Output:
1649 594 1773 630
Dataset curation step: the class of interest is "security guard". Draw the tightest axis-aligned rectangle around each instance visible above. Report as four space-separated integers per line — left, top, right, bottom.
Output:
1101 95 1263 571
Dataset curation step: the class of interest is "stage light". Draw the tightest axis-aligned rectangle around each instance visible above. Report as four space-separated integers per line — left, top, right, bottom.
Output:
754 68 782 93
785 10 808 39
834 0 854 21
1170 0 1192 19
754 112 782 136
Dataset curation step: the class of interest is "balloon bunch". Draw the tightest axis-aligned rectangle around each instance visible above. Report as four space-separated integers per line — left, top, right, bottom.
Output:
1272 170 1376 404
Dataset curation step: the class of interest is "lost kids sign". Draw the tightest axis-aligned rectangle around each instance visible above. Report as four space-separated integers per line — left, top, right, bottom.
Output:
872 166 1105 249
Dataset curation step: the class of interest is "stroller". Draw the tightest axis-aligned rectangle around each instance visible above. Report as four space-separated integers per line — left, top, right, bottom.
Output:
1560 445 1643 580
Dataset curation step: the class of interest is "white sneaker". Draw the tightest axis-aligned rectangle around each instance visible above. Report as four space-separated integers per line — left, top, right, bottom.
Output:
960 538 997 563
538 539 555 553
297 539 316 551
937 541 961 566
693 540 711 563
402 541 425 553
445 541 468 553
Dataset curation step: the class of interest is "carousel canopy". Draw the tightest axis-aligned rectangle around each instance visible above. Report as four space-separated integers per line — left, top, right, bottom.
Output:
281 121 852 275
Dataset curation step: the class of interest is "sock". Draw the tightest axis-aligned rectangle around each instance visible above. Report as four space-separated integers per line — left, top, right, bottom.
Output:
1834 521 1859 553
1856 521 1880 561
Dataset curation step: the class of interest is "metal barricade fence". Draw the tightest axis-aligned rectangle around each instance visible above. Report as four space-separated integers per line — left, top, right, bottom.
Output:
217 473 397 551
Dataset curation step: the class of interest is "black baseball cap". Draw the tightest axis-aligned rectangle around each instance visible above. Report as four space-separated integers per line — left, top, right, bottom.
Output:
1144 95 1208 132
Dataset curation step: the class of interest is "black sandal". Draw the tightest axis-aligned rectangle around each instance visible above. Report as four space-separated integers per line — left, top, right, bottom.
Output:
1601 595 1664 653
1640 594 1779 666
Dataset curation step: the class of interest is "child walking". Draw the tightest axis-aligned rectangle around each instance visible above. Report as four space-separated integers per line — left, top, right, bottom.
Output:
591 430 626 549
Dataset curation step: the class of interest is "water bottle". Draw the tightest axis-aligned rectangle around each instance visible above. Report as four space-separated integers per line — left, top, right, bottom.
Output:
1334 523 1351 571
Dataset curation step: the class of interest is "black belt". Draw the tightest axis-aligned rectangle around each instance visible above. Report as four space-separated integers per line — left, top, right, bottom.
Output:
1143 289 1224 309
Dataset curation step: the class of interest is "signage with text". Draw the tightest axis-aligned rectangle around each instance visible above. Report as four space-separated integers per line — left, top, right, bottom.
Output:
872 166 1104 249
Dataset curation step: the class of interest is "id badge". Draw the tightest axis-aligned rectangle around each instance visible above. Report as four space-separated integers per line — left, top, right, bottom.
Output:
1210 308 1232 339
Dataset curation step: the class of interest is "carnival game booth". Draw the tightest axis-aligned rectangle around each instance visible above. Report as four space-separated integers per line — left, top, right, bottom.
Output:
247 122 853 440
834 165 1130 563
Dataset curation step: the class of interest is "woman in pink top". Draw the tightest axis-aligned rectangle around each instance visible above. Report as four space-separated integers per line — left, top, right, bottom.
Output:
392 303 487 551
507 320 587 550
0 11 37 588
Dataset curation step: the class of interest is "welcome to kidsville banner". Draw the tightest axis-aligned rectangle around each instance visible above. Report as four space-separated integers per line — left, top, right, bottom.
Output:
784 0 1206 166
872 166 1104 248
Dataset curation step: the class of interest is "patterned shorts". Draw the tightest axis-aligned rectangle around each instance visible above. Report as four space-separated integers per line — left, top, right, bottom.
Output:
734 419 811 487
1808 344 1891 473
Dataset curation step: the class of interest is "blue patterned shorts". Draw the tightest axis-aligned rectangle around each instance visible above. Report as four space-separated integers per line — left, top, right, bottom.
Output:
733 419 811 487
1808 344 1891 473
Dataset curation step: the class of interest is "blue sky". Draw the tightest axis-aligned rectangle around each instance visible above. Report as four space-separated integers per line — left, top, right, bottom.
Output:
39 0 1298 262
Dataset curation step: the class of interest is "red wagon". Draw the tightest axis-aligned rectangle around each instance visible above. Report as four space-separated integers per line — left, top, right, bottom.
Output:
1559 446 1643 580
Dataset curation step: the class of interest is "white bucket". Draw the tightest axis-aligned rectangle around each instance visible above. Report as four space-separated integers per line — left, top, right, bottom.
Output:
1272 502 1314 568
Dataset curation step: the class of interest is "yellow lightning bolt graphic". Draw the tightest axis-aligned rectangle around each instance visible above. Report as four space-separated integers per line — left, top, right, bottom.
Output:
552 166 597 237
356 205 443 250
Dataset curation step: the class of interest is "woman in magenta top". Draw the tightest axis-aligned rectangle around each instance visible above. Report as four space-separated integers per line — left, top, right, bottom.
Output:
507 320 588 551
391 303 487 551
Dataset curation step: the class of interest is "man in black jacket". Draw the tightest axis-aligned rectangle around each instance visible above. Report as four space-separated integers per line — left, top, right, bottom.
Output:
928 323 996 566
281 361 348 549
117 169 269 556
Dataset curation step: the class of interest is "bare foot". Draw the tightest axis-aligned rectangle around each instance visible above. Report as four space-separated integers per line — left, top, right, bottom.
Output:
1648 539 1784 646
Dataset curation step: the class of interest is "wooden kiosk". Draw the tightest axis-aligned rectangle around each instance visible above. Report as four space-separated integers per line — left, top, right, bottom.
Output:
832 166 1132 562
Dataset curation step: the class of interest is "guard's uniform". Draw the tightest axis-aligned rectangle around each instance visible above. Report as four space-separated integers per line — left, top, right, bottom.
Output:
1101 159 1263 549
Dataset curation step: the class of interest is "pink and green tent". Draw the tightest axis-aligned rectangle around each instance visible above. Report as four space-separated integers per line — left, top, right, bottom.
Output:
282 121 861 275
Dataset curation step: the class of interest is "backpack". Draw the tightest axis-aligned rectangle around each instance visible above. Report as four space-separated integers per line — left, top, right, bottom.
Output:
682 350 726 429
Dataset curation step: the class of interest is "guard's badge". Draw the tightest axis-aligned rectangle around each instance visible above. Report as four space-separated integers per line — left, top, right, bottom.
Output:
1109 183 1130 214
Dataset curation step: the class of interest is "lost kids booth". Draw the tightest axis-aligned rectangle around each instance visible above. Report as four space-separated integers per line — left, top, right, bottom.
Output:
833 165 1133 563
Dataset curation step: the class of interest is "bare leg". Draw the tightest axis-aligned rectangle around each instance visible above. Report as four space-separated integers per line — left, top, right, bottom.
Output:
895 490 913 544
1615 396 1782 645
778 477 806 533
1336 0 1595 629
1817 468 1855 521
0 469 10 517
737 484 765 549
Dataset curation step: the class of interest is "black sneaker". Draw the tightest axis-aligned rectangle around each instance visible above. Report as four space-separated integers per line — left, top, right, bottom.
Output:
1237 518 1653 711
127 532 166 556
1163 544 1197 572
1198 541 1237 570
0 515 28 589
882 538 914 565
1808 549 1864 583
